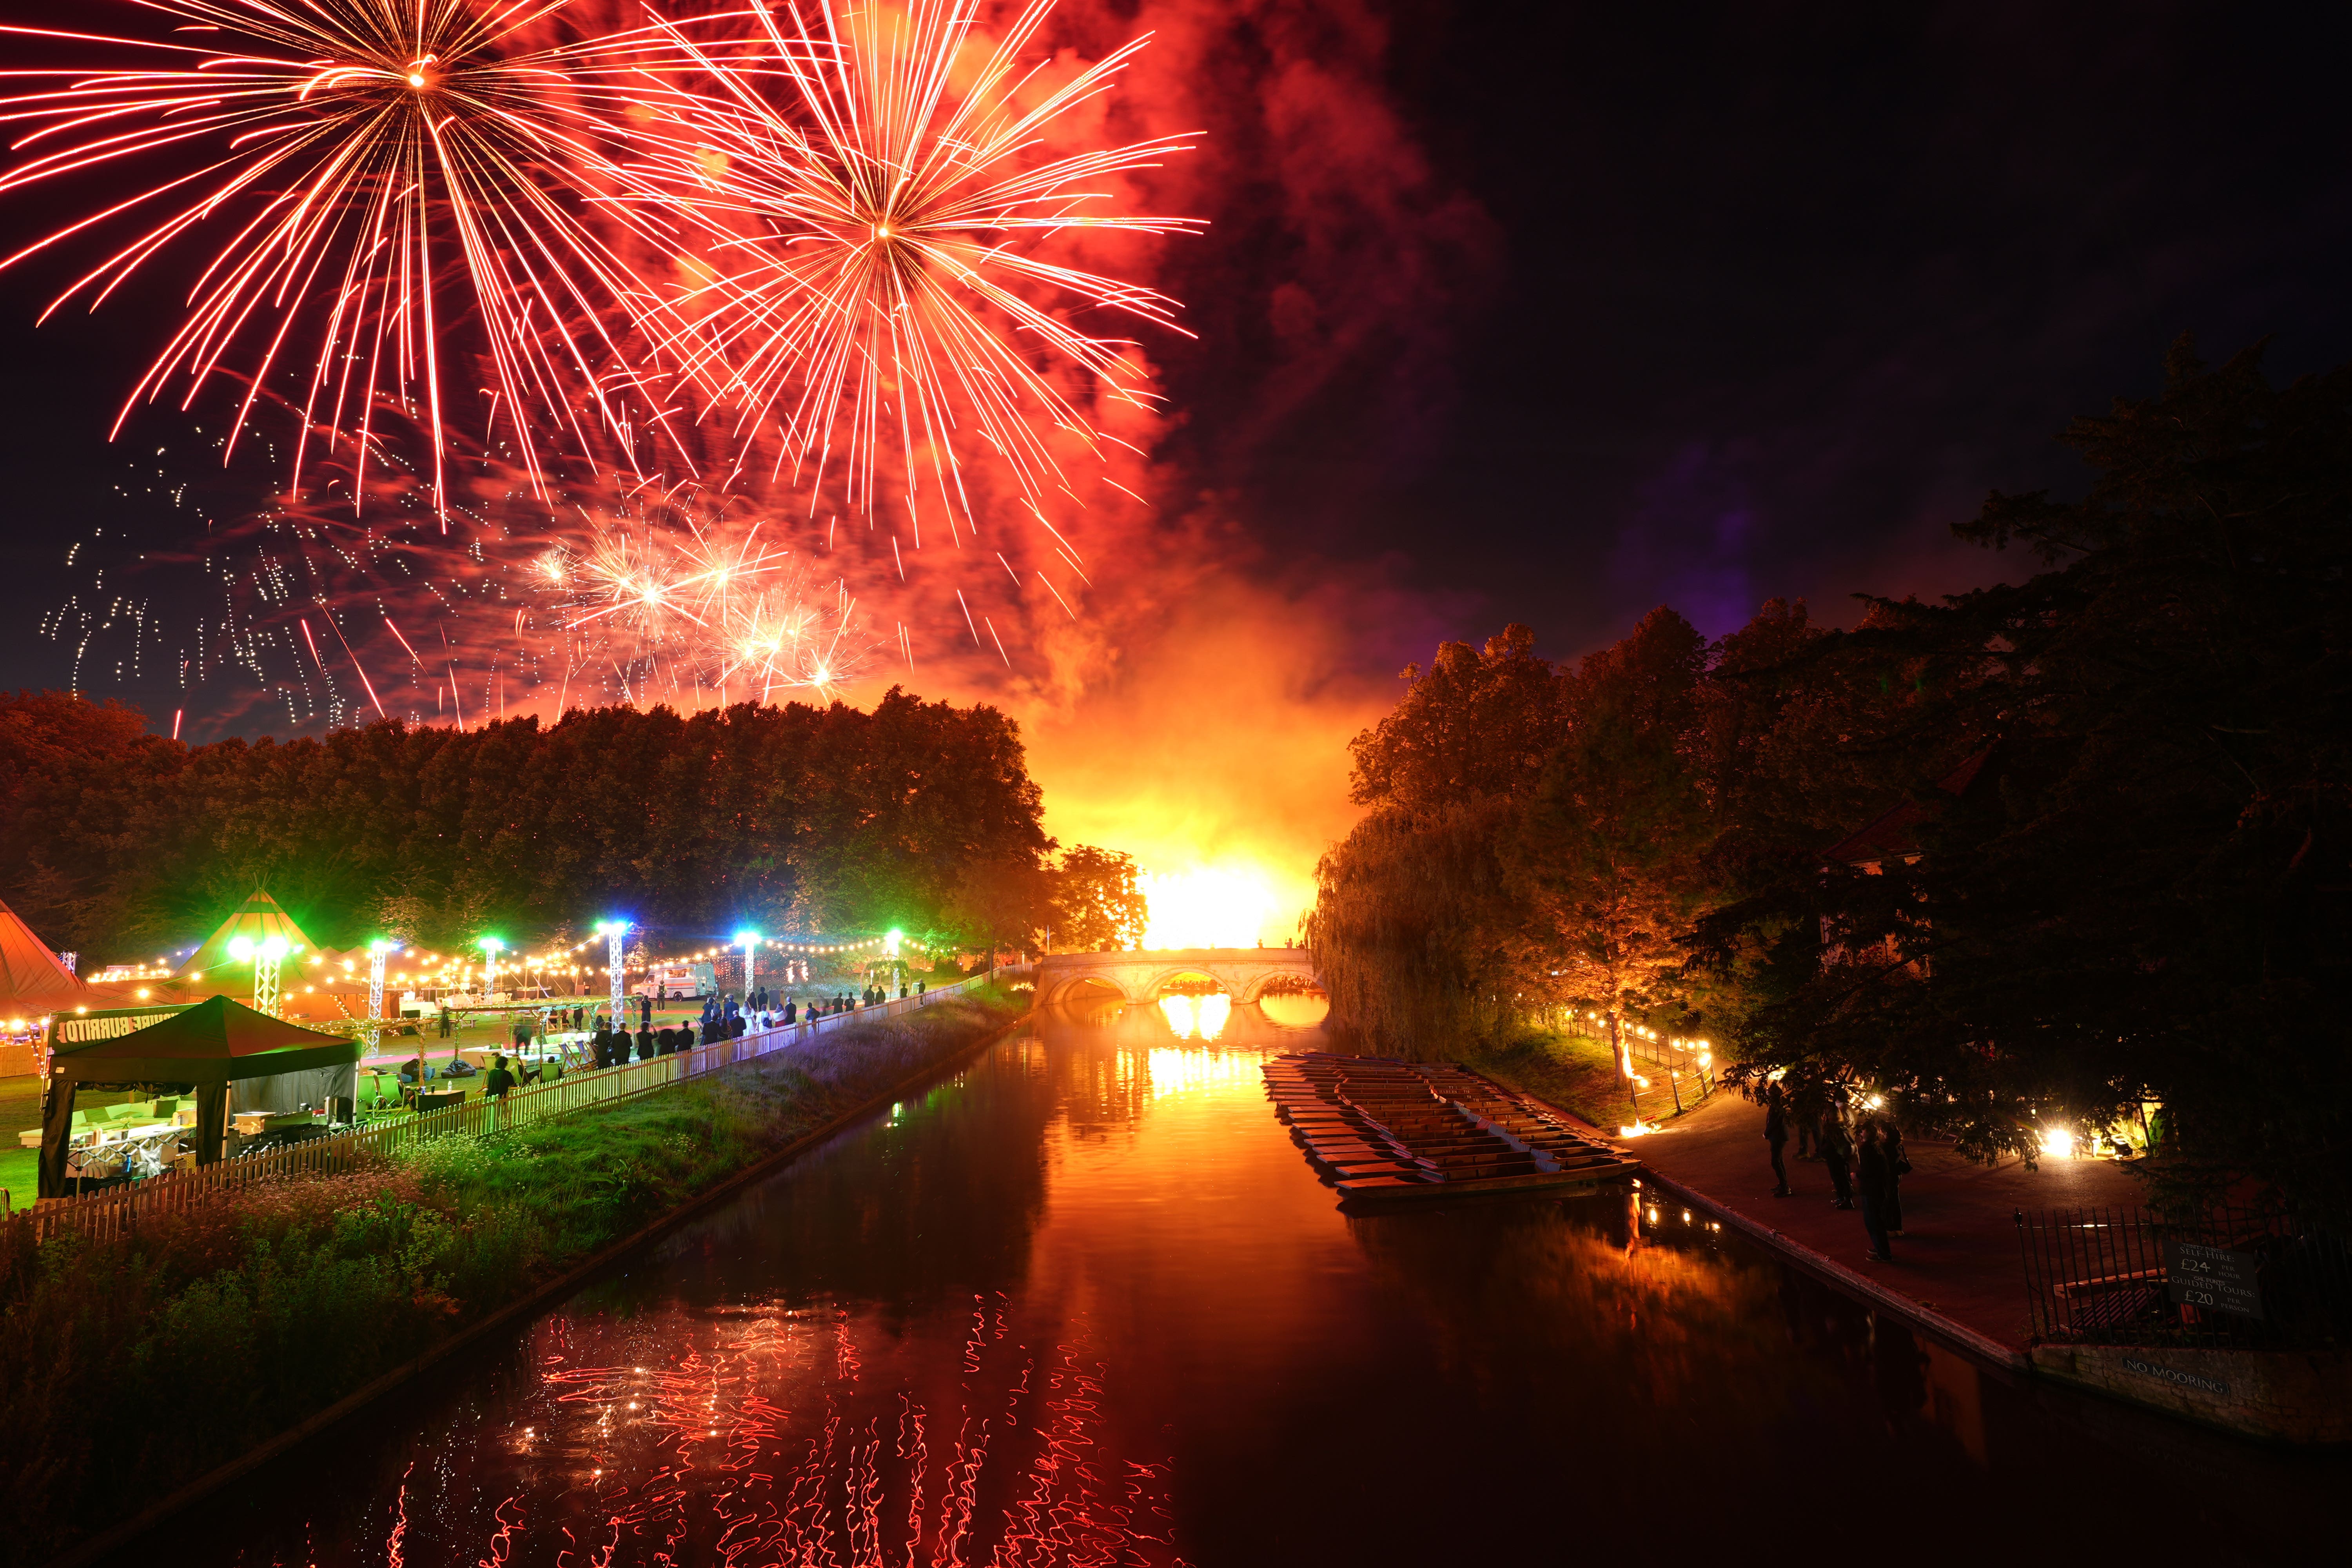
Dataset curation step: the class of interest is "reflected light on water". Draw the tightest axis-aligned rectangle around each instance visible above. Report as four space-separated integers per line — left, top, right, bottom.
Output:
1157 992 1230 1040
1257 992 1329 1029
1143 1044 1261 1098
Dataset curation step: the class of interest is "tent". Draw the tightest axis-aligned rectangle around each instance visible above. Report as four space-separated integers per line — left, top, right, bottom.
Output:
38 995 360 1197
172 887 318 982
0 895 85 1017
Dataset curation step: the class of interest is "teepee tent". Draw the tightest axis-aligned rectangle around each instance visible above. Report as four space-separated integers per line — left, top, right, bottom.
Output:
173 887 318 982
0 896 85 1017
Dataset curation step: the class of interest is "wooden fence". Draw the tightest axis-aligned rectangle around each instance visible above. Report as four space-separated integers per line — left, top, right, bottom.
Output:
4 968 1024 1246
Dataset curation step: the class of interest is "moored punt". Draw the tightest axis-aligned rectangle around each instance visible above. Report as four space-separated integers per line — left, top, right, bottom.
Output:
1265 1050 1639 1200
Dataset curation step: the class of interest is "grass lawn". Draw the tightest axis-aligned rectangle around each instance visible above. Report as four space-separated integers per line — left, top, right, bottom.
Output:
1471 1026 1716 1131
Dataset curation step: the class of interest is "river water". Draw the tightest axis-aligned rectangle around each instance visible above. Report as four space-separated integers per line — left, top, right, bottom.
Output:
197 999 2333 1566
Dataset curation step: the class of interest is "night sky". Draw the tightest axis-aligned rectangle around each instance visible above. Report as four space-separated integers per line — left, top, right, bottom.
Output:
2 0 2348 720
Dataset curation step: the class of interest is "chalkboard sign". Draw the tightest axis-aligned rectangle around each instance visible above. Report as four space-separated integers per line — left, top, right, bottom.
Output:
2163 1240 2263 1319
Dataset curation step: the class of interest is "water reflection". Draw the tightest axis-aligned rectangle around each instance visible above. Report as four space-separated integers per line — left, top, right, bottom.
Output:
194 998 2336 1566
1256 991 1328 1029
1156 991 1230 1039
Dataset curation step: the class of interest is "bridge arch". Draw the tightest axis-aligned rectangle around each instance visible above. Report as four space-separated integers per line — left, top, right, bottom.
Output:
1033 948 1323 1010
1037 971 1140 1007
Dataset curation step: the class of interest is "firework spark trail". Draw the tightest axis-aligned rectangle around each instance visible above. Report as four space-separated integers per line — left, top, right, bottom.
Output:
12 3 1205 729
631 0 1200 554
0 0 746 509
543 490 873 705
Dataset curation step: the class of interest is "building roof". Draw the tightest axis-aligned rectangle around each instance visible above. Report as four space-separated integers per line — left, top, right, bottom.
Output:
1820 747 1996 869
0 897 86 1012
172 888 318 980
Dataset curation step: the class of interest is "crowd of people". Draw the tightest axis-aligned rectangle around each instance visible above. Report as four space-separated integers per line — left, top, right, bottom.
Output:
1761 1082 1910 1263
392 971 946 1111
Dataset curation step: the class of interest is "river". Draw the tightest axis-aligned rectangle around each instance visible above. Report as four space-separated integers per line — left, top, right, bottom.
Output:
194 997 2334 1566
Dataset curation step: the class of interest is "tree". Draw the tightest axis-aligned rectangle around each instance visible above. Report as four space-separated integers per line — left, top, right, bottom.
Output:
0 688 1056 963
1309 795 1534 1055
1510 608 1715 1100
1314 624 1569 1055
1047 846 1147 952
1347 624 1568 812
1707 338 2352 1207
941 857 1052 969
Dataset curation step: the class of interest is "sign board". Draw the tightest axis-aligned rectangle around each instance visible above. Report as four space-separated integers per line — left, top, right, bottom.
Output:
2163 1240 2263 1319
47 1005 192 1050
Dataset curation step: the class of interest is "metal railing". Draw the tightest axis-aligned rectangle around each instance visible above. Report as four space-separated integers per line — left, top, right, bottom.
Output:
4 969 1021 1245
2016 1201 2351 1350
1623 1032 1716 1115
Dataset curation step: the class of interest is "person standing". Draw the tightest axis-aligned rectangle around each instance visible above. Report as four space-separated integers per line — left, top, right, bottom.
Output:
486 1054 517 1101
1881 1118 1909 1235
591 1021 612 1069
1763 1083 1791 1197
1857 1121 1897 1262
1818 1107 1855 1210
636 1024 655 1062
783 998 797 1025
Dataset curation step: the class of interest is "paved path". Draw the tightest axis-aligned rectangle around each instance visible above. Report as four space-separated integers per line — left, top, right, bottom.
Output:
1608 1088 2147 1360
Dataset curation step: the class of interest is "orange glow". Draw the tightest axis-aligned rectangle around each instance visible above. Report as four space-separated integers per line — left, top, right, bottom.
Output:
1141 864 1279 949
1018 577 1390 958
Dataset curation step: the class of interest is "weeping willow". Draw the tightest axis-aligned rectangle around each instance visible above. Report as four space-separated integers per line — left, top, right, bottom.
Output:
1307 798 1546 1058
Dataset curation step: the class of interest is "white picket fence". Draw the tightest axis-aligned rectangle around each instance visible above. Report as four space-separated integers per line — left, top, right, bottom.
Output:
5 969 1025 1245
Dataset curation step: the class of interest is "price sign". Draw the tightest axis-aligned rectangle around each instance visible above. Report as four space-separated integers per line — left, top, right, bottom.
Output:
2162 1240 2263 1319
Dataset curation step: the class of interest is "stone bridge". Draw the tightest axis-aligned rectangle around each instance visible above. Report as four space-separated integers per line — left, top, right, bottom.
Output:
1033 947 1323 1007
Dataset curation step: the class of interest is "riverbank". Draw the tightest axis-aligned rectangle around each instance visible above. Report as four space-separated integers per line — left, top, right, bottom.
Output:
0 984 1025 1568
1534 1083 2348 1444
1613 1085 2145 1359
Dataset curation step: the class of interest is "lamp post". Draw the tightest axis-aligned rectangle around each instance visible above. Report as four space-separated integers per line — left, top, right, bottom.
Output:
228 934 290 1017
365 939 401 1047
735 928 760 1001
597 920 629 1024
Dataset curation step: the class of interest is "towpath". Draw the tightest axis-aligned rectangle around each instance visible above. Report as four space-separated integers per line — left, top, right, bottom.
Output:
1595 1088 2146 1363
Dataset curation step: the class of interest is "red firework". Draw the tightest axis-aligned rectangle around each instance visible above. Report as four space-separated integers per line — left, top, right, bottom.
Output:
0 0 716 510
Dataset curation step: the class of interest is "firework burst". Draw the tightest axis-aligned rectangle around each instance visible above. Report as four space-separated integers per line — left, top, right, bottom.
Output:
543 484 871 704
0 0 709 509
637 0 1200 550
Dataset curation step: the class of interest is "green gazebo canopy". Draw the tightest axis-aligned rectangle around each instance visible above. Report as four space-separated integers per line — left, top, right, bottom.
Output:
50 993 358 1085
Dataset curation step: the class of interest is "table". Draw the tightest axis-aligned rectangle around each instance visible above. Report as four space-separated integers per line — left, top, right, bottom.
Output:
232 1111 313 1136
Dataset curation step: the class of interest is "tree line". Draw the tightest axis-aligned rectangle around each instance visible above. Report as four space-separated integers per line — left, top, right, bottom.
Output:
0 687 1147 963
1310 340 2350 1209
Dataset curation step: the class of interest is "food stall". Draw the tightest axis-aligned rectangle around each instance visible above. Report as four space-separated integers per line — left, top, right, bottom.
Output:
37 995 361 1197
